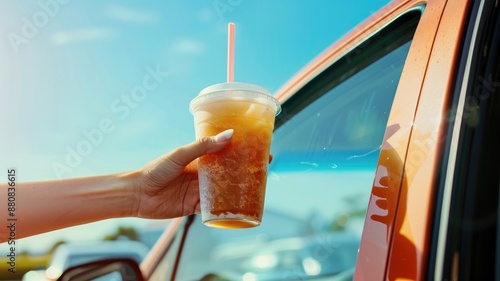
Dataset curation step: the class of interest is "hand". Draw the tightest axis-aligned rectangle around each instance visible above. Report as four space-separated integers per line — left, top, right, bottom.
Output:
0 128 274 242
132 129 234 219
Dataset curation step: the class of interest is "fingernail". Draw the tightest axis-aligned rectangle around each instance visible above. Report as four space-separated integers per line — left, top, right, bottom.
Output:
213 129 234 143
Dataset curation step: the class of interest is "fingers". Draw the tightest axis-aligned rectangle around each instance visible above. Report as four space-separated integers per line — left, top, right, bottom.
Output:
169 129 233 168
209 129 234 152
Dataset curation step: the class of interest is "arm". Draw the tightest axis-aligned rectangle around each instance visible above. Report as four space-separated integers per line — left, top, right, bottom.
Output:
0 129 233 242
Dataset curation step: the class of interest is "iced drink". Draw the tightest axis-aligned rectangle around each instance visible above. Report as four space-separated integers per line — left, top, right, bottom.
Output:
190 82 281 228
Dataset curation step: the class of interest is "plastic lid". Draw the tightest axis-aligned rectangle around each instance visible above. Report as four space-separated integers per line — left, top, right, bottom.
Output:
190 82 281 115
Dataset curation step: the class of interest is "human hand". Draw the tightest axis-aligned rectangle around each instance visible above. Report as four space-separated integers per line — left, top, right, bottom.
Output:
131 129 234 219
2 128 275 241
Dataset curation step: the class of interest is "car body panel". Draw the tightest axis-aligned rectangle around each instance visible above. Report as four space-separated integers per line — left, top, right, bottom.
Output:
384 0 472 280
353 0 472 279
352 1 444 279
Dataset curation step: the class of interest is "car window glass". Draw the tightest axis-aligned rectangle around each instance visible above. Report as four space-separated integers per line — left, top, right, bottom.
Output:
266 41 411 226
174 10 421 281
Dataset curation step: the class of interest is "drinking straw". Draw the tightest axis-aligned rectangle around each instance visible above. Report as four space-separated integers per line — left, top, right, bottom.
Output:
227 22 235 83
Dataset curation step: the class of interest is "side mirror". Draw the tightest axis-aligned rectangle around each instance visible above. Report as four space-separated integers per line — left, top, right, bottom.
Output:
57 258 144 281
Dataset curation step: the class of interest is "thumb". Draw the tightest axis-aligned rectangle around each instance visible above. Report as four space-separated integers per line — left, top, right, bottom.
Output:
169 129 233 168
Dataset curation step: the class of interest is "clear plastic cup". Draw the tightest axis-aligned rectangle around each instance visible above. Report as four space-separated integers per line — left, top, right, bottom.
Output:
190 82 281 228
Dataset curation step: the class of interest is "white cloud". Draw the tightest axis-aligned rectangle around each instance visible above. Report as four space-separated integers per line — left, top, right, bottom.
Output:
170 38 205 55
51 28 116 45
107 6 159 24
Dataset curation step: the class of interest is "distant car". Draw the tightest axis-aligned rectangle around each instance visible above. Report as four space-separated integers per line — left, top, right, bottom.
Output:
22 240 149 281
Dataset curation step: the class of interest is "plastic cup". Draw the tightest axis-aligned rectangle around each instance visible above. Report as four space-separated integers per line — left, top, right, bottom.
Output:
190 82 281 228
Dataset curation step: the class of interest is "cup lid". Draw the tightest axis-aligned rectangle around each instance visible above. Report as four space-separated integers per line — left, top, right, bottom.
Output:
190 82 281 115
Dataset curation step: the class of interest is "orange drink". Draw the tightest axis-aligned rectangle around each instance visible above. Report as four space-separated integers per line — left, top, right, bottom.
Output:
190 83 281 228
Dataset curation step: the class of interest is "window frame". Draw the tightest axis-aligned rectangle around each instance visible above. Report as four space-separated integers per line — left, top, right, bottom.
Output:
357 0 473 279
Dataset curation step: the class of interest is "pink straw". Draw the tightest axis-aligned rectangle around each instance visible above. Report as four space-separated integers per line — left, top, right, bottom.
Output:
227 22 235 83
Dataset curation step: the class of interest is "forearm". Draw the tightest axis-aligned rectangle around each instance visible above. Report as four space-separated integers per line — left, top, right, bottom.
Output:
0 171 140 242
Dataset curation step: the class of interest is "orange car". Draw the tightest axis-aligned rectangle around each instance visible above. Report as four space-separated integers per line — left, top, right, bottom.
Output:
58 0 500 280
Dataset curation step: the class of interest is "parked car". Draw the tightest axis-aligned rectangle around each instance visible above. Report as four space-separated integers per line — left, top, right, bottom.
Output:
22 240 149 281
58 0 500 280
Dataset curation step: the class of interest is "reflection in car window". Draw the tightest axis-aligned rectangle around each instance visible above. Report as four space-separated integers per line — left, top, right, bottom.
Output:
175 10 420 281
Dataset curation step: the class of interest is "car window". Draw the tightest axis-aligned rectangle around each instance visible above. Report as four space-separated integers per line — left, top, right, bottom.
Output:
173 9 421 281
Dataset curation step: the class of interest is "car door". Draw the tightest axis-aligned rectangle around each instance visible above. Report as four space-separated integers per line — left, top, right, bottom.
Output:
355 0 500 280
354 0 474 279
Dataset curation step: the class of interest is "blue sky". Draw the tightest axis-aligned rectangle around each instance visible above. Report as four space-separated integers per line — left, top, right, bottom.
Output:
0 0 390 252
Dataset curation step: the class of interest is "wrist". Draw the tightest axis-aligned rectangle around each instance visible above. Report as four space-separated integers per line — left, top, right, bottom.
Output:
116 170 142 218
